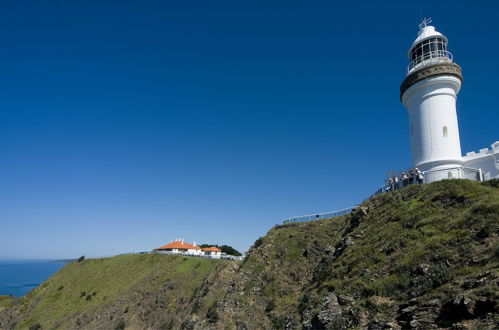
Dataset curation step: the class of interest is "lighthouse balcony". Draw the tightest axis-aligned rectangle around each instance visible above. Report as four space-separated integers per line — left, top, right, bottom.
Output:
408 50 453 73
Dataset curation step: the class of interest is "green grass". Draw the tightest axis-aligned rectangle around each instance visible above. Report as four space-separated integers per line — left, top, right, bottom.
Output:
13 254 222 329
340 181 494 277
0 296 15 309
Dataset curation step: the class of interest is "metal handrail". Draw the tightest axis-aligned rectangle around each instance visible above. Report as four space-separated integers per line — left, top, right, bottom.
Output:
423 165 461 174
282 206 358 224
408 50 453 72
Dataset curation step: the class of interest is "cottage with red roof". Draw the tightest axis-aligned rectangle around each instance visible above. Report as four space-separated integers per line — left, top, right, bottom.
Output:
201 246 222 259
154 238 202 256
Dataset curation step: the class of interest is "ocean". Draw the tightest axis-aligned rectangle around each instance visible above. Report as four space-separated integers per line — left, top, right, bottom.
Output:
0 260 66 297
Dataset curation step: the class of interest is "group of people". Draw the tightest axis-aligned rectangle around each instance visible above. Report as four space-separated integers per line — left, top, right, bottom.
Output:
385 168 424 192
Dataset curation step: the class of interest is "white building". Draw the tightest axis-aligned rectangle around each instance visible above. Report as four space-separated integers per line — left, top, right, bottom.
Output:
399 19 498 183
153 239 234 259
154 238 203 256
201 246 222 259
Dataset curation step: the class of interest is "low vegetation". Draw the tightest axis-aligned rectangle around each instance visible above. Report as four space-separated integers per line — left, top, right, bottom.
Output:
0 179 497 329
228 179 498 329
0 254 225 329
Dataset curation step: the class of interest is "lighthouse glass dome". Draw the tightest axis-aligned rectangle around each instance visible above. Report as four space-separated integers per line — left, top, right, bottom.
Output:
407 26 453 72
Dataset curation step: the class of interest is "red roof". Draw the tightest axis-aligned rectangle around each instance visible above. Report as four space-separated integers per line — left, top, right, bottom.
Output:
201 246 221 252
155 241 201 250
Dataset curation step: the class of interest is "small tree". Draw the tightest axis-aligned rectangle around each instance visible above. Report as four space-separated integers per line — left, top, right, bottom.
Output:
253 237 264 248
114 320 125 330
206 302 219 324
219 245 241 256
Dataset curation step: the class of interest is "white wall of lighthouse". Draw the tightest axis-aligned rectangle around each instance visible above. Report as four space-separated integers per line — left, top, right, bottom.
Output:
402 75 463 170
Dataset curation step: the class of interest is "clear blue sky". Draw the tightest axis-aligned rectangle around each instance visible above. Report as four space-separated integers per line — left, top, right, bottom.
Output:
1 1 498 259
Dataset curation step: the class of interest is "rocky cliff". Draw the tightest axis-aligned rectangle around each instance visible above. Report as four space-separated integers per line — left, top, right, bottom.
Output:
1 179 498 329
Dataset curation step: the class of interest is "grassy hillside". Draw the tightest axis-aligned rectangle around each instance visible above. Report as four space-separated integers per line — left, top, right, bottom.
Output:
1 179 498 329
0 254 227 329
203 179 498 329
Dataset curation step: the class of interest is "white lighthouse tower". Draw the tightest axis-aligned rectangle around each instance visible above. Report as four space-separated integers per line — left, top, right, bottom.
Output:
400 19 464 181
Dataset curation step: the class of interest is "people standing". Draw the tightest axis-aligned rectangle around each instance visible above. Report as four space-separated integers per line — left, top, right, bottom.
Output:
408 170 414 184
401 172 409 187
415 168 424 184
387 178 394 192
394 176 399 190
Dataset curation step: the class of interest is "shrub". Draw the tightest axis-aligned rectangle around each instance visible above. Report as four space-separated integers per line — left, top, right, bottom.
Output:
219 245 242 256
271 315 287 329
253 237 264 248
206 302 218 324
160 320 173 330
482 178 499 189
265 299 276 313
114 320 125 330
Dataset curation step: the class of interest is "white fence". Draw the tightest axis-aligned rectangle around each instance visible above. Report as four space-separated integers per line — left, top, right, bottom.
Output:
282 206 358 224
423 166 482 183
153 250 243 260
376 166 483 194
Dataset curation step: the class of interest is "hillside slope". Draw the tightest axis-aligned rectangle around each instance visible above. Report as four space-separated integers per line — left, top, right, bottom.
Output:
209 179 498 329
1 179 498 329
0 255 232 329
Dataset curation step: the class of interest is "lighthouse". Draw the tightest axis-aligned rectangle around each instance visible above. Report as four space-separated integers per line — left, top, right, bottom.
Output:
378 19 498 191
400 19 464 181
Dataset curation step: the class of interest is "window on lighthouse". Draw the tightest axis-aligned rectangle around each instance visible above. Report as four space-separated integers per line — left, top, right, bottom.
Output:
443 126 448 137
409 37 448 70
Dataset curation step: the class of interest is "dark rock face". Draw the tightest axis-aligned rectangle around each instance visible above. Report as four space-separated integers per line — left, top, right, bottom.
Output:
395 278 499 330
397 299 441 329
409 263 451 298
311 294 344 329
436 295 497 327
